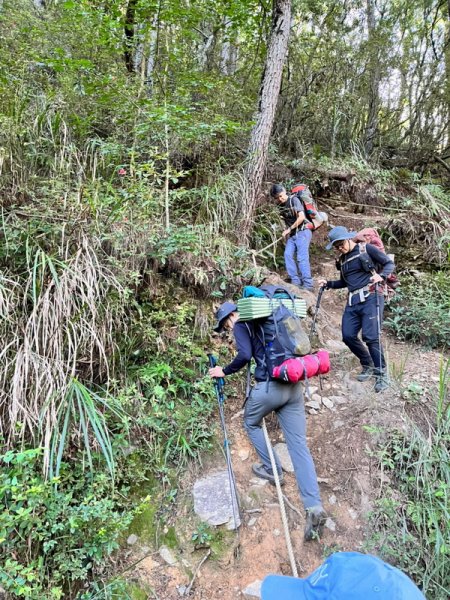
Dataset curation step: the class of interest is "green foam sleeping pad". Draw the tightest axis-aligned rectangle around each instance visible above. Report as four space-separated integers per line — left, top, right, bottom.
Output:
236 297 307 321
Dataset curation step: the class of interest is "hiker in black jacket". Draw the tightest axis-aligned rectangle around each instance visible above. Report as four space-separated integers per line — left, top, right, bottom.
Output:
318 226 394 392
209 302 327 541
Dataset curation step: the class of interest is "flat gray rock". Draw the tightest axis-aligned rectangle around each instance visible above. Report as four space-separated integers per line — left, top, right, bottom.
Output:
193 469 241 529
274 442 294 472
305 400 321 410
322 397 334 410
346 379 367 396
329 395 347 404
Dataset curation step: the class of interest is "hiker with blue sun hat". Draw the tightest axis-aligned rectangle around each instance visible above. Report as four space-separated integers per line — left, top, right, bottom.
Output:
209 300 327 542
318 225 394 393
261 551 426 599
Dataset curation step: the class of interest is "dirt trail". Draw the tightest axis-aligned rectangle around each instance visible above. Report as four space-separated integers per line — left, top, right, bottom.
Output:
125 209 444 598
128 309 443 598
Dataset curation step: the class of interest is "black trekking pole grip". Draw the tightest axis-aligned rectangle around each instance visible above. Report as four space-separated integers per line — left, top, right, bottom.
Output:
207 353 217 368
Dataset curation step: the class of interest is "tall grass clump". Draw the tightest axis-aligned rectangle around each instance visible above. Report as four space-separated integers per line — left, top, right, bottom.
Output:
385 272 450 349
367 359 450 599
387 184 450 267
0 227 129 475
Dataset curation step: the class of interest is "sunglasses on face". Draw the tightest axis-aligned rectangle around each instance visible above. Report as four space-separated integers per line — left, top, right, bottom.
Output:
333 241 347 250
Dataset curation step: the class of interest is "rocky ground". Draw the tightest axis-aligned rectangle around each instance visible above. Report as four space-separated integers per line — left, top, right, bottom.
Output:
120 264 444 599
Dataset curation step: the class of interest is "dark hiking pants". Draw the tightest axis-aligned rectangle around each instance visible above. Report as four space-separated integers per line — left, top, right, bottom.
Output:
244 380 322 510
342 292 385 373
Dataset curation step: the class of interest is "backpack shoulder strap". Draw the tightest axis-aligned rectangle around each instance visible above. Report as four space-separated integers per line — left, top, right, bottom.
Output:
287 194 302 215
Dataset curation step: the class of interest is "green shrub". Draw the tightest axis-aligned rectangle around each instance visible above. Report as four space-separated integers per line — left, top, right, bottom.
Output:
366 362 450 599
0 448 136 600
385 272 450 348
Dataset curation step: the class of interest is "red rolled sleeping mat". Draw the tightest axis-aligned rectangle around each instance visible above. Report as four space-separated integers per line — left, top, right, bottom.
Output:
272 350 330 383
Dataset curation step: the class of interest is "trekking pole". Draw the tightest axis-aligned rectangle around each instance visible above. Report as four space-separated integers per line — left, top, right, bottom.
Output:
251 235 284 259
374 281 383 378
310 286 325 392
207 354 241 530
309 286 325 339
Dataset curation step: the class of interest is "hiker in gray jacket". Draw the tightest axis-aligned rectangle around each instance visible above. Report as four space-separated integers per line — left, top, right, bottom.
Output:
270 184 314 290
209 302 327 541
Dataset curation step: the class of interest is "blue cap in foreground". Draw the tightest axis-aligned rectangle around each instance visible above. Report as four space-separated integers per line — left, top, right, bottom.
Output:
261 552 425 600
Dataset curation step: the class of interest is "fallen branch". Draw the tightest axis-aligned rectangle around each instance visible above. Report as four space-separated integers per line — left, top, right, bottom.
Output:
282 493 302 517
185 549 211 596
434 155 450 175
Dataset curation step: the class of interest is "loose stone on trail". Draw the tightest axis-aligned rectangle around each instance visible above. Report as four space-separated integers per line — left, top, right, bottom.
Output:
238 449 250 461
348 508 358 520
273 442 294 472
329 395 347 404
327 339 348 352
322 397 335 410
126 534 138 546
305 400 321 410
193 469 241 530
159 545 178 566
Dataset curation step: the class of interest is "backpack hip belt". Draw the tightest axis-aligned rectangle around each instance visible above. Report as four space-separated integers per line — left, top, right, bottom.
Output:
348 285 371 306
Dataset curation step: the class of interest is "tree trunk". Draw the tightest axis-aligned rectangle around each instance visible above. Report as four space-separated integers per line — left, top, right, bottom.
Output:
124 0 138 73
133 24 145 73
145 21 159 96
363 0 381 157
220 18 238 75
220 18 231 74
241 0 292 241
445 0 450 144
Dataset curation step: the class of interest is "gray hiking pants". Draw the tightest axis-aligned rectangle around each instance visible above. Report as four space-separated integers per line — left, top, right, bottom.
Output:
244 380 322 510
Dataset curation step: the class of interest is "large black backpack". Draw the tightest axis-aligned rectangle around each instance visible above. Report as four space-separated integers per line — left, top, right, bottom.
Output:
256 285 311 378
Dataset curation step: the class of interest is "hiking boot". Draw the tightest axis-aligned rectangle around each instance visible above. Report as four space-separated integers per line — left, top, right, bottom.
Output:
356 366 374 382
252 463 284 486
304 507 327 542
374 374 389 393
